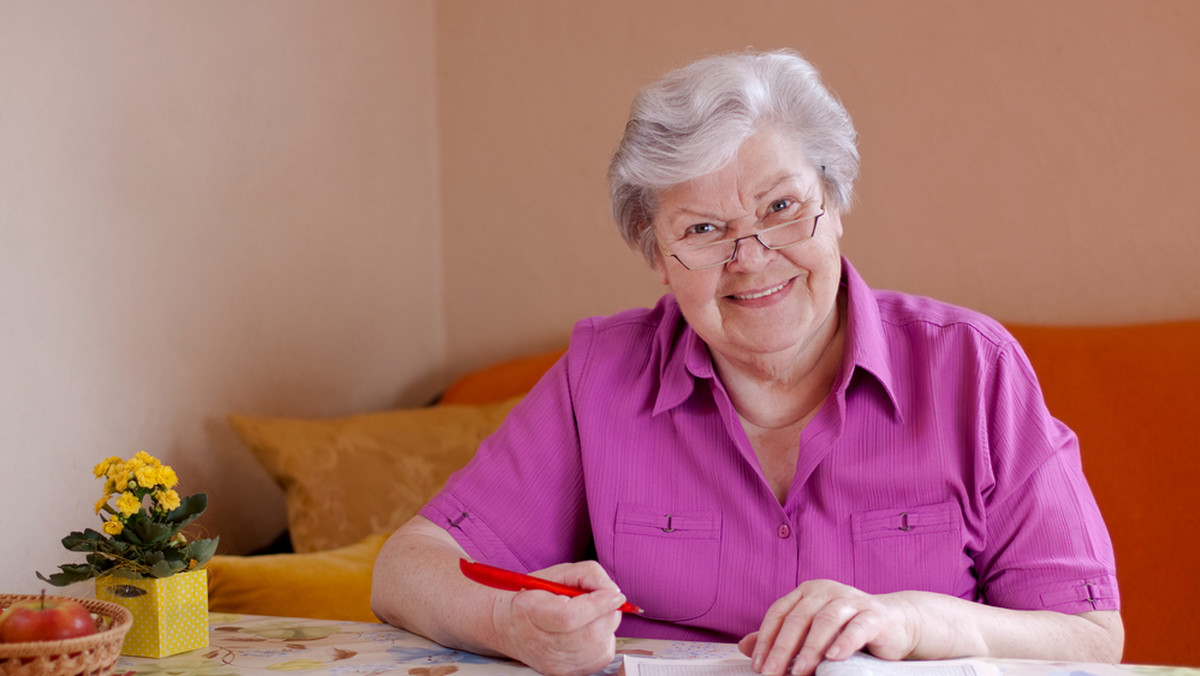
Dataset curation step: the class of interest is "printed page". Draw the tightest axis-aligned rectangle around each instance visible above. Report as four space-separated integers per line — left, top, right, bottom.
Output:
815 653 1000 676
622 654 757 676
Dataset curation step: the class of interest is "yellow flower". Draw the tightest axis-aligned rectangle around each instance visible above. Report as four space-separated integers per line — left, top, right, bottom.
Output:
93 456 121 478
110 467 132 492
153 489 181 512
115 491 142 517
93 495 110 515
102 516 124 535
134 464 159 488
133 451 160 467
157 465 178 489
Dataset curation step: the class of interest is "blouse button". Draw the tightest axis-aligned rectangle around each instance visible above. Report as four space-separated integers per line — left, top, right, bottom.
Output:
777 523 792 539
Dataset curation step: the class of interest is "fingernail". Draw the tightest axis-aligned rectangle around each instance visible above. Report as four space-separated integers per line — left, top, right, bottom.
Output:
826 646 843 660
752 654 763 672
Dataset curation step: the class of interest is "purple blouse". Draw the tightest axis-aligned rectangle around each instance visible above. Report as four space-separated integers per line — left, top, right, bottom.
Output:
420 258 1119 642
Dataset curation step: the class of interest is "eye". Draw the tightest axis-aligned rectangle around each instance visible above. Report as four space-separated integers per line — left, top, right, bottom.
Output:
768 198 793 213
684 222 720 237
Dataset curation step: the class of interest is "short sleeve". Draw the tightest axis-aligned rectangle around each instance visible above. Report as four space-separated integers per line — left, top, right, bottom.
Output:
973 341 1119 613
419 331 595 573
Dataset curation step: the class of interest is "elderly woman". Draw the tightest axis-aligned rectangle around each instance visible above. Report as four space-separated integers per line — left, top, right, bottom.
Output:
371 50 1122 676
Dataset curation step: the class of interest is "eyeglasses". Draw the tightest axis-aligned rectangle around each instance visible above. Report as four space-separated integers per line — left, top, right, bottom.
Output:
657 207 824 271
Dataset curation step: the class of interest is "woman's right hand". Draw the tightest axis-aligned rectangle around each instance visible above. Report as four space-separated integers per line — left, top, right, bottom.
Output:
373 519 627 676
490 560 628 676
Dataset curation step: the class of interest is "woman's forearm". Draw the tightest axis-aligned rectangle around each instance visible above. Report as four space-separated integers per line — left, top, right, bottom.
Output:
371 516 628 676
371 516 508 657
898 591 1124 663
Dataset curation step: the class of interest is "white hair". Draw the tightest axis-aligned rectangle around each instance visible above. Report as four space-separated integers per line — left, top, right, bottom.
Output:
608 49 860 264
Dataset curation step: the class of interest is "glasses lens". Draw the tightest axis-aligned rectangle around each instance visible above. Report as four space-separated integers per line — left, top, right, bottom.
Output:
675 241 736 269
757 217 815 249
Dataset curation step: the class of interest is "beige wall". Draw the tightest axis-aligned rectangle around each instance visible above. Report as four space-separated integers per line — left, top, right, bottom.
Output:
438 0 1200 378
1 2 441 592
3 1 1198 593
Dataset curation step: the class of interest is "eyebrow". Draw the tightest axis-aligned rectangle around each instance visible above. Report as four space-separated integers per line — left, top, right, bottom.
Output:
665 173 815 225
753 174 805 202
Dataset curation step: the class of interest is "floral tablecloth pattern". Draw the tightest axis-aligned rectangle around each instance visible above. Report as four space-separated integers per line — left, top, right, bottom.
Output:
115 613 1200 676
115 613 740 676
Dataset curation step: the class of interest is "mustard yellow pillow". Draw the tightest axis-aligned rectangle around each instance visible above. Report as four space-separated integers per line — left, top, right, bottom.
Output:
230 397 520 553
206 533 387 622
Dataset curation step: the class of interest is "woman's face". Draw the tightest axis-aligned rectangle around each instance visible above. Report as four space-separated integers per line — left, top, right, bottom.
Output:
651 126 844 368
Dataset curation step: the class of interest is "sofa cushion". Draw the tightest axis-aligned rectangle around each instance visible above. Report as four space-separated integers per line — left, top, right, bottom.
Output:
207 533 386 622
438 349 565 405
230 397 521 553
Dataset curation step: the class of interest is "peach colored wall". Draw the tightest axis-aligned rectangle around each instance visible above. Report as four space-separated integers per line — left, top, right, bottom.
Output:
438 0 1200 377
3 1 1198 596
0 2 440 593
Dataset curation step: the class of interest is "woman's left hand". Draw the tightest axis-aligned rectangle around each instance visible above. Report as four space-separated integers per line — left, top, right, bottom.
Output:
737 579 921 676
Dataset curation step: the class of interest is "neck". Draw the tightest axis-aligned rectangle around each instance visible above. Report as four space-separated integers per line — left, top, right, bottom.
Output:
713 294 847 430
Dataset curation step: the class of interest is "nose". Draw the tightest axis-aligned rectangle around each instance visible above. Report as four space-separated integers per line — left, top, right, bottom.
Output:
726 233 775 270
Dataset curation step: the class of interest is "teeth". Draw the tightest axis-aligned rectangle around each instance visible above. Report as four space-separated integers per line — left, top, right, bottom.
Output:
732 281 787 300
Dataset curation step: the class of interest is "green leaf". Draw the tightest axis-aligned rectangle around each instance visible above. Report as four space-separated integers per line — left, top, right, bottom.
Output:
130 519 173 545
36 571 81 586
62 529 105 552
147 559 175 578
165 493 208 527
36 563 95 587
85 552 109 567
186 537 219 567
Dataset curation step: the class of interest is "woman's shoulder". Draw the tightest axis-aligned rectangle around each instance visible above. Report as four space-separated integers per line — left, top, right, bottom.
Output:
562 295 694 394
870 288 1016 350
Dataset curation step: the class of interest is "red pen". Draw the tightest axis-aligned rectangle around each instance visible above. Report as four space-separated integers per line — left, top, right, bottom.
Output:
459 558 643 614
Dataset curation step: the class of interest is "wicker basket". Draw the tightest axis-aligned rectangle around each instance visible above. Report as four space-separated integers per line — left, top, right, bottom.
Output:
0 594 132 676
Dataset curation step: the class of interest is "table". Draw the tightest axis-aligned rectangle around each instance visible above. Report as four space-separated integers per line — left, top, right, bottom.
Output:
115 613 1200 676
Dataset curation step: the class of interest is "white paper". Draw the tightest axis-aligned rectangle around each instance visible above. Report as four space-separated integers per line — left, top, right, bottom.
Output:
622 652 1000 676
815 653 999 676
622 654 757 676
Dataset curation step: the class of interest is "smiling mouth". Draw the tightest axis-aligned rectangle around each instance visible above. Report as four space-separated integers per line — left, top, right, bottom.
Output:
729 280 790 300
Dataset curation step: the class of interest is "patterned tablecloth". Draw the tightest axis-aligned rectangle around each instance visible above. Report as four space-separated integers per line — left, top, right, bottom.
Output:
115 613 1200 676
114 612 741 676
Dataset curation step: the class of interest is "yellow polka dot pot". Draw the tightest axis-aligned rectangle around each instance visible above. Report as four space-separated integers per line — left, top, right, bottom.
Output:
96 569 209 658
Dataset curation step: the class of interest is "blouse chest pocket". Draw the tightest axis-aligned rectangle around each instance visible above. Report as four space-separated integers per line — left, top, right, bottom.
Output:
851 501 969 596
609 504 722 622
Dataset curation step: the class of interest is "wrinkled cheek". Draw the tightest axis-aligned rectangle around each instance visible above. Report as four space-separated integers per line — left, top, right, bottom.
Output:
810 248 843 305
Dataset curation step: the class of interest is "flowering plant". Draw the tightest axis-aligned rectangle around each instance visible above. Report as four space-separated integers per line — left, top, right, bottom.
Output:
38 451 218 585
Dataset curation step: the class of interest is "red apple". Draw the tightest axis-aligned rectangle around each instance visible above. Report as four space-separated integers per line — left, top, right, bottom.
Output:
0 592 95 643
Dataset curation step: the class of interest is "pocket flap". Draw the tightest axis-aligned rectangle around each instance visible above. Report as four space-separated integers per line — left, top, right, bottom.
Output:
852 501 959 542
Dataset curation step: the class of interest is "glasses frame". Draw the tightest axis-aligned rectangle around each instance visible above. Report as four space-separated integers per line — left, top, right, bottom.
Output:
658 208 825 271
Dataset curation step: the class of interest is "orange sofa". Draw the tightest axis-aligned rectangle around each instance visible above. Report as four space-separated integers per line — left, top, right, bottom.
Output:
209 320 1200 666
1004 320 1199 667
